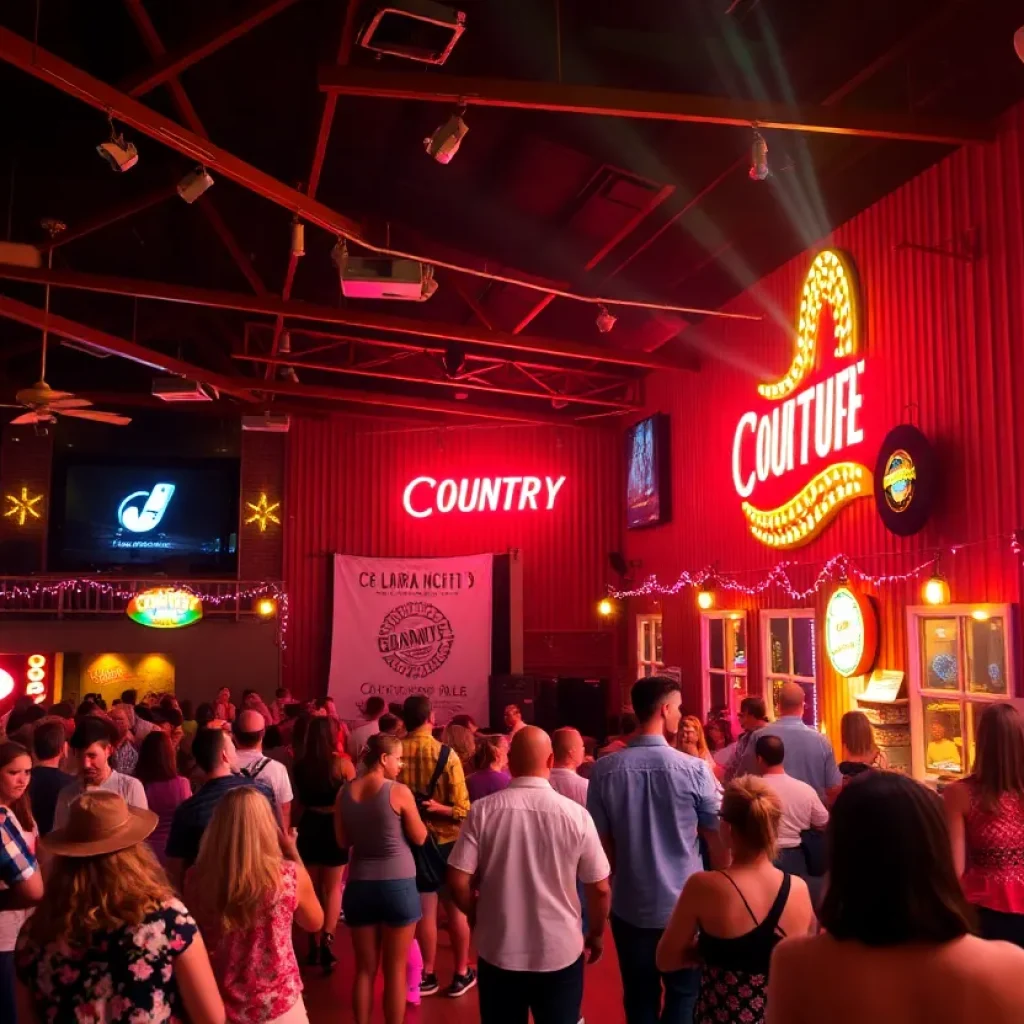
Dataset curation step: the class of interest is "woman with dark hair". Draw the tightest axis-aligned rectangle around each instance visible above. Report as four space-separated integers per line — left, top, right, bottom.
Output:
292 716 355 972
839 710 888 782
136 730 191 866
767 772 1024 1024
195 702 218 730
944 702 1024 946
657 777 813 1024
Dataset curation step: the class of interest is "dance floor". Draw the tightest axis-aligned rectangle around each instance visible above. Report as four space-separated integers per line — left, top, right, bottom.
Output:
303 924 623 1023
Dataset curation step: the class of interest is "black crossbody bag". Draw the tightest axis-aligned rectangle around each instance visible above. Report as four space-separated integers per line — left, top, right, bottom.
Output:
411 744 451 893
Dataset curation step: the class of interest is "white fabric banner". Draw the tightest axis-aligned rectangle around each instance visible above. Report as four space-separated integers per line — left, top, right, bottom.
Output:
328 553 493 725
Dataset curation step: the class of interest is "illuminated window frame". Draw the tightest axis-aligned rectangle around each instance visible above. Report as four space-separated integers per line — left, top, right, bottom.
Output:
700 611 749 719
907 604 1017 782
636 614 664 680
760 609 819 726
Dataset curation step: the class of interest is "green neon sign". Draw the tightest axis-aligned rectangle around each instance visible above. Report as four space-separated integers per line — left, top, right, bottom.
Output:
127 588 203 629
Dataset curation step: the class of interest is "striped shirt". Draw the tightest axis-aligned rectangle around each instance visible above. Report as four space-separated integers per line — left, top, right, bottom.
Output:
0 807 36 890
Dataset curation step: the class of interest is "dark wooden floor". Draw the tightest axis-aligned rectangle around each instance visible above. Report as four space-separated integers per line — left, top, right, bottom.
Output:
301 924 624 1023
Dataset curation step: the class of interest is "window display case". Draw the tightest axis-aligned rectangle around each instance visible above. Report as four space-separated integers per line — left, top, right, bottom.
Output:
636 614 664 679
907 605 1016 781
761 610 818 727
700 612 748 718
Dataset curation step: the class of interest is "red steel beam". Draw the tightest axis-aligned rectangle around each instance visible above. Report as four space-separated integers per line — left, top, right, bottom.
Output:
0 295 258 401
236 352 637 409
513 182 675 334
0 27 365 242
0 264 688 371
121 0 267 296
121 0 302 97
317 68 991 146
43 183 178 251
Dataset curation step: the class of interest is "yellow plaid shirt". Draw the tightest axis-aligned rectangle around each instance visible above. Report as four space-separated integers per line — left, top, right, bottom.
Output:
399 729 470 846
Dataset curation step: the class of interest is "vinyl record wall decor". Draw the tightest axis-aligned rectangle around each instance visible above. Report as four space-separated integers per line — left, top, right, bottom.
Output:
874 424 938 536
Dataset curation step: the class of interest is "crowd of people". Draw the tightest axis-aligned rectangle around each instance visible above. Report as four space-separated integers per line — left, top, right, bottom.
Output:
2 676 1024 1023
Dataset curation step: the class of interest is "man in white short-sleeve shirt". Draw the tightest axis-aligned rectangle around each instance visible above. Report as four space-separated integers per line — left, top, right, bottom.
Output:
755 733 829 848
448 726 611 1024
232 710 294 831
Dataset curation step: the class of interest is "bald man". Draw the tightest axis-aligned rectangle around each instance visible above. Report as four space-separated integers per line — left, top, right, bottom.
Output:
550 728 589 808
448 727 611 1024
736 681 841 802
233 708 293 829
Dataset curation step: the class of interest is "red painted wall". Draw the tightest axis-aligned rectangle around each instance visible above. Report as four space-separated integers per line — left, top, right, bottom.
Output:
282 419 621 698
624 101 1024 735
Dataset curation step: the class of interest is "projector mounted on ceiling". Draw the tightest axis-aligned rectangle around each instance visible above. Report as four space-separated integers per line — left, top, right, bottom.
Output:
335 251 438 302
152 378 212 402
360 0 466 65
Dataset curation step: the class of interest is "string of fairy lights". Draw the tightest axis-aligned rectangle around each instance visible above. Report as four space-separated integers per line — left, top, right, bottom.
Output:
0 579 290 647
604 531 1024 608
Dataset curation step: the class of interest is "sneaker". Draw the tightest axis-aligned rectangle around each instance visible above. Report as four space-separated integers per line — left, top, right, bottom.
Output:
446 967 478 998
420 973 440 997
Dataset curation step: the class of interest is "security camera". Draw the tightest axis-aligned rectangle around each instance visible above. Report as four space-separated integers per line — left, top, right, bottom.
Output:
177 167 214 204
596 307 617 333
424 114 469 165
97 136 139 173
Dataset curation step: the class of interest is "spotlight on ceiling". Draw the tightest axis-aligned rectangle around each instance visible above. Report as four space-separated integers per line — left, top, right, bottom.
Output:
291 219 305 257
424 112 469 164
749 129 769 181
442 341 466 378
596 306 617 333
97 117 138 173
177 166 214 204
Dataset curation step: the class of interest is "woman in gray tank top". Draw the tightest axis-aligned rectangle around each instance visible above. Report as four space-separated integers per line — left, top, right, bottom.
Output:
335 733 428 1024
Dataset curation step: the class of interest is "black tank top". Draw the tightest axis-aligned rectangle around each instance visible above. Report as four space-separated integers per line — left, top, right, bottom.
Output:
697 871 791 974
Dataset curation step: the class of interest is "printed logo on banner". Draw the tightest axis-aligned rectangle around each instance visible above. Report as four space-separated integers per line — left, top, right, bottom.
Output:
378 601 455 678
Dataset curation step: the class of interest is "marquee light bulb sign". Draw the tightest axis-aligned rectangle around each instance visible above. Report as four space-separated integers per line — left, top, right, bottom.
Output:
403 475 566 519
127 588 203 629
731 249 873 548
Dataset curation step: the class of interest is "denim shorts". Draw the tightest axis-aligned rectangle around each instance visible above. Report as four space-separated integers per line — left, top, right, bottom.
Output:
343 878 422 928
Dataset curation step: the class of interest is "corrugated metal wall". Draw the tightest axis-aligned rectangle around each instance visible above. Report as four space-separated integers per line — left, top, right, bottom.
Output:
282 419 621 696
625 101 1024 740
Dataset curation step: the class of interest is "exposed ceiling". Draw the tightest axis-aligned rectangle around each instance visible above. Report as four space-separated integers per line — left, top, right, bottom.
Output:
0 0 1020 427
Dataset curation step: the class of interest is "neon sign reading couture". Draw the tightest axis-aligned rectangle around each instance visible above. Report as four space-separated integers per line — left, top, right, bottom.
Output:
403 476 567 519
731 249 873 548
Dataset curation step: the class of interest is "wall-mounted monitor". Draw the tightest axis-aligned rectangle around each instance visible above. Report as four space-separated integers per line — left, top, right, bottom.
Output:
49 458 240 574
626 413 671 530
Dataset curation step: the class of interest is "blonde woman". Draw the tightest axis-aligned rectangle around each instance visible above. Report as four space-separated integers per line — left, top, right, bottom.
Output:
15 790 224 1024
677 715 724 781
186 787 323 1024
839 711 889 784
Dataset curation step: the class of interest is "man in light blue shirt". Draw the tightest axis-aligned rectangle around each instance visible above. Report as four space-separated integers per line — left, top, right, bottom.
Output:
587 676 722 1024
736 681 842 801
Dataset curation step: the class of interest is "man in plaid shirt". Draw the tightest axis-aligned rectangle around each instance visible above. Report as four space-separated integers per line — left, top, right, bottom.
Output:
0 806 40 911
399 694 475 1000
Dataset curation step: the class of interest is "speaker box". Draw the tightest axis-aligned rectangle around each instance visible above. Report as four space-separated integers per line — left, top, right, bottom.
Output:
556 677 608 743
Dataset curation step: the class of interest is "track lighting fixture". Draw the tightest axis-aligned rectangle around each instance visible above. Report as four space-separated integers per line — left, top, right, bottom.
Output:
424 108 469 164
596 306 616 333
749 129 769 181
97 115 138 173
177 166 214 203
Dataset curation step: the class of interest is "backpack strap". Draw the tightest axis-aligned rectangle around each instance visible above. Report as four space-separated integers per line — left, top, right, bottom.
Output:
240 757 270 780
424 745 451 801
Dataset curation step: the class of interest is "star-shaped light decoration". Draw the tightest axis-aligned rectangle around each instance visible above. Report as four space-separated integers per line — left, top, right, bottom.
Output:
4 487 43 527
245 492 281 532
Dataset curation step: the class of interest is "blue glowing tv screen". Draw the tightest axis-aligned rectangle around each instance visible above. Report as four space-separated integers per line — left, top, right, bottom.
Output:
49 459 240 573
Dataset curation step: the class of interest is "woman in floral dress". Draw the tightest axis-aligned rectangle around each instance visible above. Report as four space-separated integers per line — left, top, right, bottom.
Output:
16 790 223 1024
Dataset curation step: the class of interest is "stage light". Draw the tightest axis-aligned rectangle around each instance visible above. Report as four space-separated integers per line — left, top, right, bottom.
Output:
442 341 466 378
424 112 469 164
749 129 769 181
598 598 614 617
922 574 950 606
291 219 305 257
256 597 278 619
97 117 138 172
697 588 715 610
596 306 616 333
177 167 214 204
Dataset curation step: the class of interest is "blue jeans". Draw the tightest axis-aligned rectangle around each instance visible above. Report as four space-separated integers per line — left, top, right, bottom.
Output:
610 914 699 1024
478 955 584 1024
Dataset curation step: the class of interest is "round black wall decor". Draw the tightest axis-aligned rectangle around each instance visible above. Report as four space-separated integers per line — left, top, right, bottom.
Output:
874 424 937 536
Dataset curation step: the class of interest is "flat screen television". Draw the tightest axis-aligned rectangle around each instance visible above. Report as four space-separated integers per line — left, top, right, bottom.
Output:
626 413 671 529
49 458 240 574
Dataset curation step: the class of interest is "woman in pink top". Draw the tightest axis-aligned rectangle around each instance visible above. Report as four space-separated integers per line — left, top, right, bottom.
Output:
136 730 192 866
186 787 324 1024
945 701 1024 946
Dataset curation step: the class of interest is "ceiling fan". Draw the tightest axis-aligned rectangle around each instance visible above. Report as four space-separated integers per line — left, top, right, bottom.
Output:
2 248 131 428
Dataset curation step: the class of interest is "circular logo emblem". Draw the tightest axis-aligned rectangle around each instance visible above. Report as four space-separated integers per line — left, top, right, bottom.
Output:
824 586 878 678
377 601 454 679
882 449 916 511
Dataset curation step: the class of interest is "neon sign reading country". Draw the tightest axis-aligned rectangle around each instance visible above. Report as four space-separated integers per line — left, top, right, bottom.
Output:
127 588 203 629
403 475 566 519
118 482 175 533
731 249 872 548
